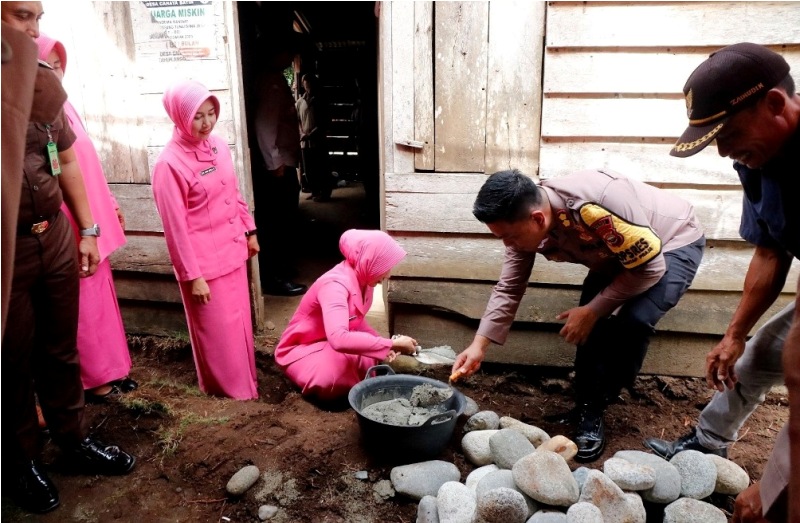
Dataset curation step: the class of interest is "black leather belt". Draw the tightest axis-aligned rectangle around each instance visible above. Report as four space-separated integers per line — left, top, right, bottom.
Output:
17 212 59 236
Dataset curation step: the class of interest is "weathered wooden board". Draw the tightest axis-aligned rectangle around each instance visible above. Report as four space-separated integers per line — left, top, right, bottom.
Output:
391 2 415 175
539 142 739 186
544 48 800 94
546 2 800 48
110 183 163 233
110 234 172 274
388 279 794 336
120 302 188 337
378 2 394 197
485 1 545 175
114 272 182 303
392 309 715 377
385 173 743 240
413 2 435 170
391 235 800 294
434 2 489 172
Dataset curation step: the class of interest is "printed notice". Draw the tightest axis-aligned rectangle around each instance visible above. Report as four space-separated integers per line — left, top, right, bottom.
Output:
142 1 216 62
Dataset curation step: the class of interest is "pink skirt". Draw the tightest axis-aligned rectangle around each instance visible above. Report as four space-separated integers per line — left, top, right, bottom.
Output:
76 258 131 389
281 343 381 401
179 265 258 400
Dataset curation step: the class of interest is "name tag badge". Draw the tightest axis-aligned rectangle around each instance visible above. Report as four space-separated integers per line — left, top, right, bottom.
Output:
200 166 216 176
47 141 61 176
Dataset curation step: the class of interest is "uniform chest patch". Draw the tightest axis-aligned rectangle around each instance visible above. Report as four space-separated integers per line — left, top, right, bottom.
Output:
578 203 662 268
199 167 216 176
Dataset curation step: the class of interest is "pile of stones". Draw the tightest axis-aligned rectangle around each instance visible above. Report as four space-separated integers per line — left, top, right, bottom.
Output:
389 410 750 523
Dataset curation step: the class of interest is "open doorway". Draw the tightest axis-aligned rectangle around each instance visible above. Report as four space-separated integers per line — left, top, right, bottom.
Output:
237 2 380 323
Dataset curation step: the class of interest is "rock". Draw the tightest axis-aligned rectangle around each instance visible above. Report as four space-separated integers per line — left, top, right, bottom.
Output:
466 464 500 491
572 467 590 494
536 435 578 461
512 450 579 507
265 321 275 330
663 497 727 523
623 492 646 523
670 450 717 499
373 479 395 501
354 470 369 481
579 470 642 523
462 430 499 466
499 417 550 447
527 509 567 522
476 469 538 517
476 487 528 523
226 465 260 496
417 495 439 523
391 460 460 500
614 450 681 504
465 411 501 432
258 505 279 520
565 502 603 523
490 429 536 469
437 481 476 523
708 454 750 495
603 457 656 491
463 396 480 417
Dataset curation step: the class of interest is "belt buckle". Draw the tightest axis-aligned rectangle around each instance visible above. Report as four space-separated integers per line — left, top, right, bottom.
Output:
31 220 49 235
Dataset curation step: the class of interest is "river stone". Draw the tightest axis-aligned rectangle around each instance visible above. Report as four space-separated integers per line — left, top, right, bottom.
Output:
463 395 480 417
490 429 536 469
462 430 499 466
499 417 550 447
536 435 578 461
565 502 603 523
708 454 750 495
527 509 567 522
579 470 640 523
477 487 528 523
512 450 579 507
226 465 260 496
603 457 656 491
465 411 501 432
572 467 590 494
623 492 646 523
476 469 538 517
390 460 461 500
258 505 278 520
466 464 500 491
663 497 727 523
417 495 439 523
437 481 476 523
614 450 681 503
670 450 717 499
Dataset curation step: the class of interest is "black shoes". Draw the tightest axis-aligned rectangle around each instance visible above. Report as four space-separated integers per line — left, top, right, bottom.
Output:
263 278 307 296
85 377 139 404
574 407 606 462
68 437 136 475
644 429 728 460
13 460 60 513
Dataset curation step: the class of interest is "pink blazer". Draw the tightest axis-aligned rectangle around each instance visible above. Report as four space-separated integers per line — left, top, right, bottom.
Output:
274 261 393 367
152 131 255 282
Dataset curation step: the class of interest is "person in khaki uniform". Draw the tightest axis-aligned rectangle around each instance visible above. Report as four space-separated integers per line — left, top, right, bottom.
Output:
1 1 135 514
452 168 705 462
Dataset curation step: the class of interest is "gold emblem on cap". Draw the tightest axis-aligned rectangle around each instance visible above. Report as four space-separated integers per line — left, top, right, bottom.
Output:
685 89 693 118
672 122 724 153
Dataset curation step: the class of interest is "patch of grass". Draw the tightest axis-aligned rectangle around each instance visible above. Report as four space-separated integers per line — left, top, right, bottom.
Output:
118 396 172 416
155 411 230 459
146 377 204 396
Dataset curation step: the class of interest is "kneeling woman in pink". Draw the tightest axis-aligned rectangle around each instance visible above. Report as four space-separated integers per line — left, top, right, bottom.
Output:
152 80 260 400
275 229 418 401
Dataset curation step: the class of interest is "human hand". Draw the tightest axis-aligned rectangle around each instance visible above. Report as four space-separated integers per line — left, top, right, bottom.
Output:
732 482 768 523
391 335 418 355
116 208 126 230
78 236 100 277
247 235 260 257
556 305 598 346
191 277 211 304
384 350 399 363
450 342 486 382
705 336 746 392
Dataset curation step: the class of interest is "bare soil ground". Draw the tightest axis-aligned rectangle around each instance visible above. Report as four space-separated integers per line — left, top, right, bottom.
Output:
1 333 789 523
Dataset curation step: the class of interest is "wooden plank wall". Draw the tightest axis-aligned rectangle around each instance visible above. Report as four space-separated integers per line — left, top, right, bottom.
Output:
41 1 256 335
385 1 799 376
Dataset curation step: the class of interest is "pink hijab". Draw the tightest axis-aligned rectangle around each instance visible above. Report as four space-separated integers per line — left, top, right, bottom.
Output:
339 229 406 286
162 80 220 143
35 33 66 73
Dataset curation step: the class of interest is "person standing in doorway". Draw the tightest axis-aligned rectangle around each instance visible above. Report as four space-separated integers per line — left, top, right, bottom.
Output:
296 73 333 202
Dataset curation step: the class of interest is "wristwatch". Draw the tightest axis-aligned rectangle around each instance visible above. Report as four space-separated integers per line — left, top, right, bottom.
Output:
79 224 101 237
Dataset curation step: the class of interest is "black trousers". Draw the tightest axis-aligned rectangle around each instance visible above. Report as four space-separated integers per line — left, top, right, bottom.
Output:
301 147 332 198
573 237 705 408
1 212 88 464
252 164 301 283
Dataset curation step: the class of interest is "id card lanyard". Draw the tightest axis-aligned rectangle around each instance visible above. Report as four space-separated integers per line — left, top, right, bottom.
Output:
45 124 61 176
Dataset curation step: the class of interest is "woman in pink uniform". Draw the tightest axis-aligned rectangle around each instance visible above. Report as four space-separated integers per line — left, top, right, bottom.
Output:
152 80 260 400
37 34 135 401
275 229 418 401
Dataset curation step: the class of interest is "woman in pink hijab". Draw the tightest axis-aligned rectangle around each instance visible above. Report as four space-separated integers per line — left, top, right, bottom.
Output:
275 229 418 401
152 80 260 400
36 34 136 401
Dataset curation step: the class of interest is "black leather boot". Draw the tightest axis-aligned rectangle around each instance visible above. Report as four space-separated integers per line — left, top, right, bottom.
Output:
68 437 136 475
574 406 605 462
14 460 60 513
644 428 728 460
